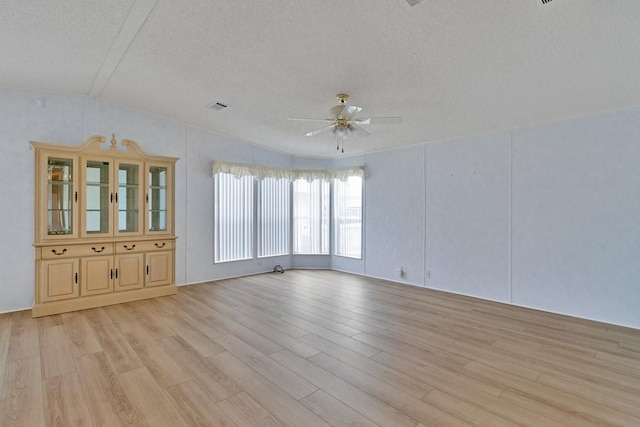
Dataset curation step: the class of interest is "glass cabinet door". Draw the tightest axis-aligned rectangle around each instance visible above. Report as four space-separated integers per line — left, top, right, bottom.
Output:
84 160 112 235
147 164 171 234
116 161 143 235
46 156 77 237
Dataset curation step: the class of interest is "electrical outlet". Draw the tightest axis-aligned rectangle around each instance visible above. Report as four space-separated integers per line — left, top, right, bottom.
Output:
425 270 430 279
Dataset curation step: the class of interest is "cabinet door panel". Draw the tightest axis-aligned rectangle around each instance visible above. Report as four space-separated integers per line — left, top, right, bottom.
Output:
83 158 113 237
81 256 114 296
40 259 79 302
146 251 173 287
40 153 79 240
146 163 173 235
116 160 144 236
115 254 145 291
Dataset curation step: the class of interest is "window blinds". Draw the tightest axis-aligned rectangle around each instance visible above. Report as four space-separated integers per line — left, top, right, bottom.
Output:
258 178 290 257
214 173 253 262
293 179 330 254
334 176 363 258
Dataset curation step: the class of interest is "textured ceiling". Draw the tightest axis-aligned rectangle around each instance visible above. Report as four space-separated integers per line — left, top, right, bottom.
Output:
2 0 640 157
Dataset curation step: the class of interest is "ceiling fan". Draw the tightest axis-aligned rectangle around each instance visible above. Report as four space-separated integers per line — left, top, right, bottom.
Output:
288 94 402 153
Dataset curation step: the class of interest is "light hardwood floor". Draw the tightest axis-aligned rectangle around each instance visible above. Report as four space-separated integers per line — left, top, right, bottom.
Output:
1 270 639 426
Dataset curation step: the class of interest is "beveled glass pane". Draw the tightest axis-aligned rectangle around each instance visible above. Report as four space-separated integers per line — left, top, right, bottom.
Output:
85 185 103 210
47 209 72 235
119 165 139 185
148 211 166 232
159 190 166 210
118 210 139 232
47 157 74 235
86 162 108 184
85 211 107 233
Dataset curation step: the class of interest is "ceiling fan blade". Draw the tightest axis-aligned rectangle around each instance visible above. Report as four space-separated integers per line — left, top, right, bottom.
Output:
305 124 335 137
287 118 334 122
350 123 371 137
330 105 346 118
340 105 362 119
355 116 402 125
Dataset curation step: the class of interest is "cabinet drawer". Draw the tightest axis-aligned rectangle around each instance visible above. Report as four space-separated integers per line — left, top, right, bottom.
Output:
41 243 114 260
115 240 174 254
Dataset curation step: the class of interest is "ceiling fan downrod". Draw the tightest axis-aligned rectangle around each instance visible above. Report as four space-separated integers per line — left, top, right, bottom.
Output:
336 94 349 104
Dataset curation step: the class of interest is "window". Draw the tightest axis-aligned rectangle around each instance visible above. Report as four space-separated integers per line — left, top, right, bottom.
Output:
334 176 363 258
293 179 330 254
258 177 290 257
214 172 253 262
212 160 364 262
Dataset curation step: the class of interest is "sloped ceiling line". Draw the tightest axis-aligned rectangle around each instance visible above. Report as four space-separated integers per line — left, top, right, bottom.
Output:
88 0 159 96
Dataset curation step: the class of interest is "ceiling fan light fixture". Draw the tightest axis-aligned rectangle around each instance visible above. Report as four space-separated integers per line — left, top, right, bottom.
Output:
332 125 351 138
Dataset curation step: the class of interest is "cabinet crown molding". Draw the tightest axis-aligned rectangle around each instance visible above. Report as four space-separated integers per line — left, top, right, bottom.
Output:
30 134 179 163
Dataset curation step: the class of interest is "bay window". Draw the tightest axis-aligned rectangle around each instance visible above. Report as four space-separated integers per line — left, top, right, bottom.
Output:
212 160 364 263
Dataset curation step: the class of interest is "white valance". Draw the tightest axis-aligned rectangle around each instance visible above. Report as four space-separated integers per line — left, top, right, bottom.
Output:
212 160 364 182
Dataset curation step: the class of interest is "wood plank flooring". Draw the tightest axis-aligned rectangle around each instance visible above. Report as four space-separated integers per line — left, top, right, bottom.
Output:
1 270 640 426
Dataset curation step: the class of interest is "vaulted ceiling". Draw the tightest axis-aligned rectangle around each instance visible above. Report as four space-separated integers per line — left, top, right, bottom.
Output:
2 1 639 157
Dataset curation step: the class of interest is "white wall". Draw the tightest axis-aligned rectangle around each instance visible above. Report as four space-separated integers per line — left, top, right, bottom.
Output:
344 109 640 328
364 145 425 285
1 87 639 329
424 132 511 302
511 109 640 327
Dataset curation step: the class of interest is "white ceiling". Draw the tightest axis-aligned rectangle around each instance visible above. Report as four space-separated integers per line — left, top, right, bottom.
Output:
2 0 639 157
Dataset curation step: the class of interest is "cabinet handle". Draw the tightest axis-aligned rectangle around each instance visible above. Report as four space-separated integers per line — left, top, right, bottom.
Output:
74 191 78 202
115 193 118 203
146 265 149 275
91 246 105 253
110 193 113 203
124 244 135 251
145 193 149 203
75 272 78 284
110 269 113 279
115 268 119 279
52 248 67 256
154 242 166 248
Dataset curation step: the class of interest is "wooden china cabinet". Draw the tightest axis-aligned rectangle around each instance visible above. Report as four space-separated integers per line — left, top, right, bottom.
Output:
31 134 178 317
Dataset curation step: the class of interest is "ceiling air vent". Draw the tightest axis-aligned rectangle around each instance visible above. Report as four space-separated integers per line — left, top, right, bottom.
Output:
541 0 553 3
207 101 228 111
405 0 422 6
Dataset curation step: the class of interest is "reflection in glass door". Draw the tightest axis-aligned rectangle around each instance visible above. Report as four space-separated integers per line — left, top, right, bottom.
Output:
118 163 140 233
148 166 167 232
47 157 74 235
85 161 110 234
